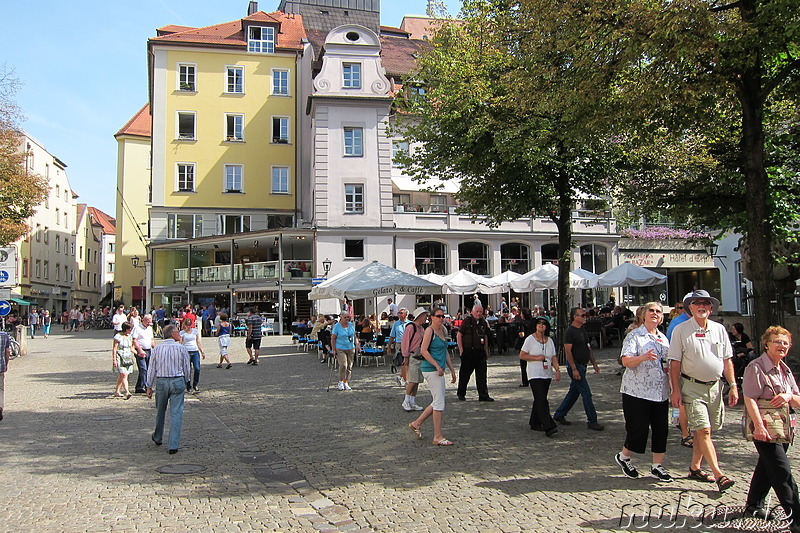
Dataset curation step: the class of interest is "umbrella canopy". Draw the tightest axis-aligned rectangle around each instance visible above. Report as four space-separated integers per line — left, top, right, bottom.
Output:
571 268 600 289
488 270 523 291
511 263 587 292
593 262 667 288
314 267 355 289
418 272 448 286
440 269 504 294
308 261 442 300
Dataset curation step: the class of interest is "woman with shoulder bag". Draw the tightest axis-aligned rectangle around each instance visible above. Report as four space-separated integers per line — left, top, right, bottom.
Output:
742 326 800 529
112 322 135 399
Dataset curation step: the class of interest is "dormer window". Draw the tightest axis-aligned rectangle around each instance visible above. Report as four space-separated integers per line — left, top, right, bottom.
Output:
248 26 275 53
343 63 361 89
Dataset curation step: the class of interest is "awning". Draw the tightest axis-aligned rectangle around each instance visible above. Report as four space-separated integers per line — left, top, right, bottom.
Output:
11 298 33 305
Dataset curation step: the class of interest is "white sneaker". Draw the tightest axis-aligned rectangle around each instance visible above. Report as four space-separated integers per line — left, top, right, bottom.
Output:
337 381 345 391
411 403 424 411
401 400 413 412
396 376 406 387
344 383 352 391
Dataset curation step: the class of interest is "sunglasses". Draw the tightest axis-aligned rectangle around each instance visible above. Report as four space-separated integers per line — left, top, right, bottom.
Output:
676 306 683 309
691 300 712 306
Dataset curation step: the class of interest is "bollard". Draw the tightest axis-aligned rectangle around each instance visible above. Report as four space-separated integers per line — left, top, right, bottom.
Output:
15 325 27 357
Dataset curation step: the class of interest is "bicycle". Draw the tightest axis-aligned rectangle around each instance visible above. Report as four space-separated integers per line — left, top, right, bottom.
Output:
9 338 20 359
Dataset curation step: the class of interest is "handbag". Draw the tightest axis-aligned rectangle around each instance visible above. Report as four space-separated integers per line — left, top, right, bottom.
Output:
742 365 794 444
118 351 135 367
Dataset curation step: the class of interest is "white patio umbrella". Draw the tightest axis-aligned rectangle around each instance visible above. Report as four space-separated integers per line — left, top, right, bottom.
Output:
571 268 600 289
308 261 442 300
418 272 448 286
488 270 523 290
511 263 586 292
440 269 504 294
593 262 667 288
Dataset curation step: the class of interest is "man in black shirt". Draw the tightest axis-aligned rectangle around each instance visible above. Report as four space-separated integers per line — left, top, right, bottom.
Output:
456 304 494 401
553 308 604 430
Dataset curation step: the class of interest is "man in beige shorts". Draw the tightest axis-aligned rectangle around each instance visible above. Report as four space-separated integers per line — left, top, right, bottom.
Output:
668 290 738 492
401 307 429 411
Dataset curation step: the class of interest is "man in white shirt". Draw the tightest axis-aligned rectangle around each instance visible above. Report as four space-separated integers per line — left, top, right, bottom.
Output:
387 298 399 318
132 314 156 393
668 290 738 492
111 305 127 335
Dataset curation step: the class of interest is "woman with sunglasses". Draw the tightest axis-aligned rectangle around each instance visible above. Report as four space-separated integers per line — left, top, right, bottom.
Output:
519 317 560 437
408 311 456 446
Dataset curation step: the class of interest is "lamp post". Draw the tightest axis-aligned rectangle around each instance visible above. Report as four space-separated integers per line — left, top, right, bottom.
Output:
322 257 332 278
131 255 147 310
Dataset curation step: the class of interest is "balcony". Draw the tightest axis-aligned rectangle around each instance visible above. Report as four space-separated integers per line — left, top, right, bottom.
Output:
171 260 313 286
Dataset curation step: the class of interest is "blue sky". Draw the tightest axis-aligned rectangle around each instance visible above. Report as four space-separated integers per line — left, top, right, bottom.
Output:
1 0 461 215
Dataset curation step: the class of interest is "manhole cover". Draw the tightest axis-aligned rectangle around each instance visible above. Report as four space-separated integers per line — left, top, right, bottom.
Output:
90 415 123 421
156 464 207 474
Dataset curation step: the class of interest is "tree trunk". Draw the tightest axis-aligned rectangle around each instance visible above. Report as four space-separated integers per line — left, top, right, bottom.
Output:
555 176 573 349
737 0 776 347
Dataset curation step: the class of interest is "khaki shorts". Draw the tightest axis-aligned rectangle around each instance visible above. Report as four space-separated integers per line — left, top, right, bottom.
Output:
681 377 724 431
407 355 424 384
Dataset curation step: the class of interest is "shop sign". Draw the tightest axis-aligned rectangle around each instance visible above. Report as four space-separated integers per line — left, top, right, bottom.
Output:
620 251 714 269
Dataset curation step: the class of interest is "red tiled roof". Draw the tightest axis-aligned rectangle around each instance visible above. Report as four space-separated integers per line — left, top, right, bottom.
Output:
149 11 306 51
157 24 195 36
380 34 428 78
115 103 151 138
88 207 116 235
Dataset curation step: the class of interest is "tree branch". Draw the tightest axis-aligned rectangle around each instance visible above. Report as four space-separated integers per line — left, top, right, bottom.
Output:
762 56 800 100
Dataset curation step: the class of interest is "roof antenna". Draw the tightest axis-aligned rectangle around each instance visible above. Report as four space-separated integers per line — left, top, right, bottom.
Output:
248 1 258 16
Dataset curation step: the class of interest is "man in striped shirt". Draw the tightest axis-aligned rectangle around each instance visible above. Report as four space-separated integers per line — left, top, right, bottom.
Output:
146 324 191 454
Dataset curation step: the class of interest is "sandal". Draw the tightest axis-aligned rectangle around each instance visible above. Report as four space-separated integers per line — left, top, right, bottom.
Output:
688 468 715 483
216 364 223 368
409 423 423 440
716 475 735 492
433 439 454 446
680 435 694 448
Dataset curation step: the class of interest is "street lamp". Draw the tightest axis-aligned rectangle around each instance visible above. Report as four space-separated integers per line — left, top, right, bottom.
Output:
131 255 147 309
322 258 332 277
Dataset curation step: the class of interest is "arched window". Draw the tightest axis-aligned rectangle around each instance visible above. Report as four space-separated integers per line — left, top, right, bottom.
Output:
500 243 530 273
415 241 447 275
580 244 608 273
458 242 489 275
541 243 559 264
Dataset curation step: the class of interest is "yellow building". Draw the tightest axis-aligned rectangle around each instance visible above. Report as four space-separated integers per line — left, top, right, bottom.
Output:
115 8 308 315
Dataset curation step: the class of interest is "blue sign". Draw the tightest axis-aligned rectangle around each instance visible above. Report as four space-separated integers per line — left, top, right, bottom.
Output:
0 271 7 283
312 278 326 286
0 300 10 317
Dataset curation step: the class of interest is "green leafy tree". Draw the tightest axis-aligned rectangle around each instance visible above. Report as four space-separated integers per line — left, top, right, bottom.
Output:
0 65 48 246
610 0 800 335
395 0 634 337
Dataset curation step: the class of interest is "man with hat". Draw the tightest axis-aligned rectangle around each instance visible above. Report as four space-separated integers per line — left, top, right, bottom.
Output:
400 307 430 411
668 289 738 492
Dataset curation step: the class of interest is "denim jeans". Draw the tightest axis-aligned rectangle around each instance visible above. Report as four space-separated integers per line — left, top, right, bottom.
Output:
135 349 150 391
554 363 598 424
153 377 186 450
187 351 200 390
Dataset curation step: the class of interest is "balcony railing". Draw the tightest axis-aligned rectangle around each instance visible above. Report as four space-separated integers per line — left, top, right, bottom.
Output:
172 260 313 285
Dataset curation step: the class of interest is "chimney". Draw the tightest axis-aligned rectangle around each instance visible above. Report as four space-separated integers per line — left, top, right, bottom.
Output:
248 1 258 16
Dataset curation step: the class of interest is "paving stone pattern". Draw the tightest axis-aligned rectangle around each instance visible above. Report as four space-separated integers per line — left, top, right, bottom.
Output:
0 329 782 532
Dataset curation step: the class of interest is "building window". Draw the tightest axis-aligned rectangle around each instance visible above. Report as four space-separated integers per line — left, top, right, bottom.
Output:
35 224 41 242
458 242 490 276
218 215 251 235
55 208 59 225
430 195 447 213
94 273 98 287
63 265 68 281
69 269 74 283
108 242 115 253
43 227 49 244
22 259 28 278
500 243 530 274
393 193 411 212
43 261 49 279
55 236 60 252
344 239 364 259
415 241 447 275
344 184 364 213
226 66 243 93
248 26 275 53
225 113 244 141
35 259 41 278
272 69 289 95
271 166 290 194
344 127 363 156
167 213 202 239
178 63 196 91
392 140 408 167
64 212 68 227
343 63 361 88
272 117 289 143
56 263 60 281
176 163 195 192
177 112 196 140
579 244 608 274
224 164 243 193
79 246 83 260
108 262 115 273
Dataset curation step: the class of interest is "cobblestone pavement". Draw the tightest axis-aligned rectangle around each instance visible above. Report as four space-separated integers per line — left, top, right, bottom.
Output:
0 329 786 532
